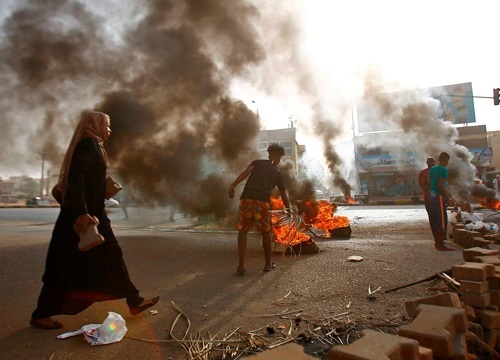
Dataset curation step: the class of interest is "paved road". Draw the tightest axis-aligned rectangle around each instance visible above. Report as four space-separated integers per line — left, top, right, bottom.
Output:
0 205 496 359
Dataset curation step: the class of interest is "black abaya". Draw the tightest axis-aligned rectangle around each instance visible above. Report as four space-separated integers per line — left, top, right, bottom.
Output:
32 138 140 318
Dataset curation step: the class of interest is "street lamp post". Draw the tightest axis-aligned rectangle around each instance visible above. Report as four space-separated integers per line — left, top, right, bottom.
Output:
251 100 259 121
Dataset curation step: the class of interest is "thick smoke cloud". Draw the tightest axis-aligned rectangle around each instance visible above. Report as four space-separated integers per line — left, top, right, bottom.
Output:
357 71 478 198
0 0 267 216
0 0 483 212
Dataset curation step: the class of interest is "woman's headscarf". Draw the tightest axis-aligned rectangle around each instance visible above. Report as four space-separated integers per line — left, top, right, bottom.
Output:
56 111 110 201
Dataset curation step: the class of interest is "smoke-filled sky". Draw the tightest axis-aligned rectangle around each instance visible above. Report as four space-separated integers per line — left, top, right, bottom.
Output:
0 0 498 210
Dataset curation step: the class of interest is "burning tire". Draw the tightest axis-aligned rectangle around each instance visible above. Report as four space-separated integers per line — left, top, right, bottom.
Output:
284 239 319 255
328 226 352 239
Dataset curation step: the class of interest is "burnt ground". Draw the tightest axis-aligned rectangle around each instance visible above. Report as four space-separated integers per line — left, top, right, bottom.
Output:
0 205 498 359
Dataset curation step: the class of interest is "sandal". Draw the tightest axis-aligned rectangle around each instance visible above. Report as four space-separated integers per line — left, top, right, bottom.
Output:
129 296 160 316
263 263 276 272
30 317 64 330
236 268 247 275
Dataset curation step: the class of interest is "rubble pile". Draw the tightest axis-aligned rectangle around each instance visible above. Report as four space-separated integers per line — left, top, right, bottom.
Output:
252 207 500 359
450 209 500 249
326 212 500 360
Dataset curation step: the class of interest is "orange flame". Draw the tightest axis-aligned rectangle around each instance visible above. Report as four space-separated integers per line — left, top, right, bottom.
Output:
271 197 351 242
475 196 500 210
301 200 350 233
270 197 310 245
271 217 310 245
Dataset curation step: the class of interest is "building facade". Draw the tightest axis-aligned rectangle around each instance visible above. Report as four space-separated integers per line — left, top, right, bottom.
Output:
255 127 305 174
354 124 494 199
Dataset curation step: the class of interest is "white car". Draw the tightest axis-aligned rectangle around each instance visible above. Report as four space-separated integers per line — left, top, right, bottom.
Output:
105 198 120 207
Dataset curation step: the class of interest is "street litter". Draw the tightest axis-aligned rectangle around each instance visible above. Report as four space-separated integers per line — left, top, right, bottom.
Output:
464 220 498 234
367 285 382 300
347 255 363 262
57 312 127 345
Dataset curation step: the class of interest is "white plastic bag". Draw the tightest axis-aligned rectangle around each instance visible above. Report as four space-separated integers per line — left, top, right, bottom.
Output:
57 312 127 345
484 222 499 234
462 212 483 223
465 221 484 231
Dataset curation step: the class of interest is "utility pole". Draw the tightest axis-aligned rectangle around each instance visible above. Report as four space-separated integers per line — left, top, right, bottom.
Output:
40 152 46 197
45 169 50 197
251 100 259 120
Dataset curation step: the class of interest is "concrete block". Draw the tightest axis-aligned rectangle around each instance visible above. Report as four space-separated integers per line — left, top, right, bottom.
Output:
471 238 493 248
467 230 482 239
463 303 477 322
463 247 500 262
488 276 500 290
453 226 466 244
484 234 500 242
463 292 491 309
452 262 495 281
474 255 500 265
456 229 468 246
398 304 467 359
250 343 316 359
418 346 433 360
490 290 500 306
328 329 421 360
487 304 499 312
468 322 484 341
475 309 500 329
460 280 489 295
404 292 462 318
484 328 499 349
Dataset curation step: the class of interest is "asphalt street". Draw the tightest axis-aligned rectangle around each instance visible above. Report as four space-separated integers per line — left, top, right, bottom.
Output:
1 205 497 359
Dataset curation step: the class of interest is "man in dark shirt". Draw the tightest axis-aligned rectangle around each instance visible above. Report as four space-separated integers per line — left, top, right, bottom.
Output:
429 151 454 251
228 143 291 274
418 156 435 240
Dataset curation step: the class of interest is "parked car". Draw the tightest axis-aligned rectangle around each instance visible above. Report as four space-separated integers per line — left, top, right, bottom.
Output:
105 198 120 207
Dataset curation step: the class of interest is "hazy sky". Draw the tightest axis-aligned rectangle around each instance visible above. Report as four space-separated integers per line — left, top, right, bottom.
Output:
248 0 500 132
0 0 499 181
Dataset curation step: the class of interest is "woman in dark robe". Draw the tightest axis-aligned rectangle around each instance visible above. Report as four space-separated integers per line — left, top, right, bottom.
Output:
30 111 159 330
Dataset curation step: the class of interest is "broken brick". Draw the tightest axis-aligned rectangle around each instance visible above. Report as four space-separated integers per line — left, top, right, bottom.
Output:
475 309 500 329
398 304 467 359
328 329 421 360
460 280 489 295
463 292 491 309
251 343 316 359
474 255 500 266
488 276 500 291
463 247 500 262
404 292 462 318
452 263 495 282
490 290 500 307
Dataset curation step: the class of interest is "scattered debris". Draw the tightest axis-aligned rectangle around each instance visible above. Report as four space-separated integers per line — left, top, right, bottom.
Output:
367 286 382 300
347 255 363 262
57 312 127 346
384 268 452 293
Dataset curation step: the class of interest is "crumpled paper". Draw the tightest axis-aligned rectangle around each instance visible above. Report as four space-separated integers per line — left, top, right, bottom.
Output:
347 255 364 262
57 311 127 345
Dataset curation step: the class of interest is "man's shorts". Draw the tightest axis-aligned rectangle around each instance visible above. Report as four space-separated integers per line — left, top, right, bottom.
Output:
237 199 272 233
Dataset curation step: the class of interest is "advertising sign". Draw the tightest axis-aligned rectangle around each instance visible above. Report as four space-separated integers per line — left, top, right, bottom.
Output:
357 82 476 133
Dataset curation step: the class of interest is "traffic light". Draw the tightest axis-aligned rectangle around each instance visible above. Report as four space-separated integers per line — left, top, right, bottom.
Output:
494 88 500 106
